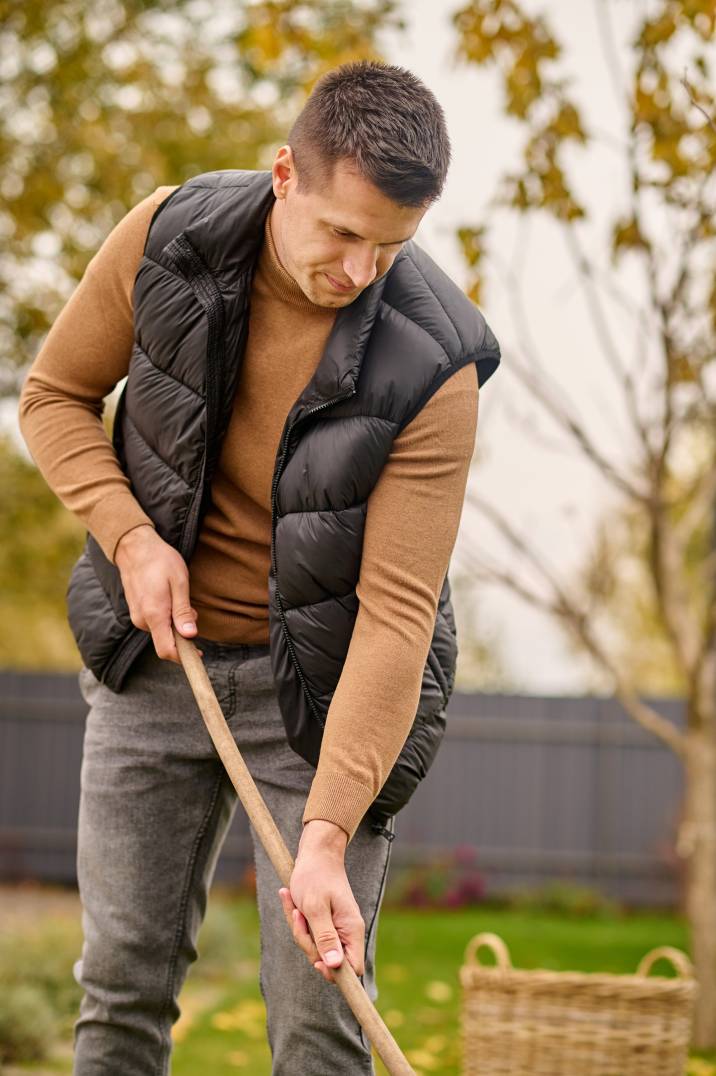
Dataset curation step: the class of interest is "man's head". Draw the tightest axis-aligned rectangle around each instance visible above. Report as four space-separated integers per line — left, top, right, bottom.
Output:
269 60 451 307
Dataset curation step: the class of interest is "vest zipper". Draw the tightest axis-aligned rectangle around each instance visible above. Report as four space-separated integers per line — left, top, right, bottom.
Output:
270 385 357 731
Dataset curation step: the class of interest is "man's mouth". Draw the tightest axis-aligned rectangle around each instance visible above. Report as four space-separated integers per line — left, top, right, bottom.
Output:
325 273 355 293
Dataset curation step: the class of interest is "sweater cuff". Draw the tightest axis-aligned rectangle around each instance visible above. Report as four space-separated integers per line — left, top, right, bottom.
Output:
86 493 156 564
302 772 377 844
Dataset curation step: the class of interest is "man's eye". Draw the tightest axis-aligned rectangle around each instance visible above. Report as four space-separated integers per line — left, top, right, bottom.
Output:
332 228 403 250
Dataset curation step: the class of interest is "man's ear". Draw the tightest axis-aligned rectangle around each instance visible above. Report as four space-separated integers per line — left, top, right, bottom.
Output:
272 144 295 199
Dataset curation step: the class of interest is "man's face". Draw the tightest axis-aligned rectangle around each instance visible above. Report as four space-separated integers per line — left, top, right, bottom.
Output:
269 146 427 308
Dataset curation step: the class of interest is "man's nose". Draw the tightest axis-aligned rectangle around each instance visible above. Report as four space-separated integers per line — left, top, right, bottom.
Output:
344 247 379 289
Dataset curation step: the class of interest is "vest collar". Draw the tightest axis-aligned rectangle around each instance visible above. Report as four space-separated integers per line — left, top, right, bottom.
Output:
183 169 393 409
298 263 391 406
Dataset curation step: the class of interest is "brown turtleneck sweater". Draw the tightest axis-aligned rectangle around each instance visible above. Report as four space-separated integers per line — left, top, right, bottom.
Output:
18 184 480 843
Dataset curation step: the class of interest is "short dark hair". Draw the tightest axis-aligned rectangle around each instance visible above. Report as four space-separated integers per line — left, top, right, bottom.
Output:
286 60 451 209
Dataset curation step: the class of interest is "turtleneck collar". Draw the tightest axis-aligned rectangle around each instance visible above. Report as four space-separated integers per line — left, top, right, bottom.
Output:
257 200 335 315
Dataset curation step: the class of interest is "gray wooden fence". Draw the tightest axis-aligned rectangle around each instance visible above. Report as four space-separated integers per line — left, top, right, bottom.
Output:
0 668 687 907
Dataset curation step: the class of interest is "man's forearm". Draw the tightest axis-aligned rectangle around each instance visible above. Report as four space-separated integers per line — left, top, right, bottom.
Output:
18 374 155 563
301 605 431 843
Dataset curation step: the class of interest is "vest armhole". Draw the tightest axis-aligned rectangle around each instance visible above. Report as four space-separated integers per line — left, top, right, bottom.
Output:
142 184 186 257
396 357 479 436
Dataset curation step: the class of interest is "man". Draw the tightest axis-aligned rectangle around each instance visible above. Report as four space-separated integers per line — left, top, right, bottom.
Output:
19 60 500 1075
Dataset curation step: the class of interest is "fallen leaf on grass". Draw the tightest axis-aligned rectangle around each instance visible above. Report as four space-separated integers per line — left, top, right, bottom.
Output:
424 980 452 1002
406 1049 440 1070
172 984 225 1043
211 998 267 1033
687 1061 716 1076
227 1049 250 1066
416 1006 446 1025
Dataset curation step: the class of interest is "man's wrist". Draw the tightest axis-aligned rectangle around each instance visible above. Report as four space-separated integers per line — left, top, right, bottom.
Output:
115 523 156 566
299 818 349 855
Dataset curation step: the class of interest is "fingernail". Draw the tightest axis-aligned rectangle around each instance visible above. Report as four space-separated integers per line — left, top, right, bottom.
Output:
325 949 341 963
182 622 195 632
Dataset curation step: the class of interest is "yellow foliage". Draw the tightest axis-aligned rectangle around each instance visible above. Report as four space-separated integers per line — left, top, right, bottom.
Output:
1 0 399 394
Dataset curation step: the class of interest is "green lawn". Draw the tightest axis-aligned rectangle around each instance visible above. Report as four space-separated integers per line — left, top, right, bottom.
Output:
171 896 713 1076
2 886 714 1076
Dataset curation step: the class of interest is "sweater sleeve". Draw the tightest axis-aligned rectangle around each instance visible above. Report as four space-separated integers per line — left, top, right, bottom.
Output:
17 184 180 563
301 361 480 842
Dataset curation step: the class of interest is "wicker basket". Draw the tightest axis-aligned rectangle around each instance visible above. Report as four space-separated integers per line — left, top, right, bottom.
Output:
460 932 698 1076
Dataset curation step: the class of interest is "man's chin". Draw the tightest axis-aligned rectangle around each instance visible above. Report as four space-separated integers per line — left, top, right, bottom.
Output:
300 277 354 308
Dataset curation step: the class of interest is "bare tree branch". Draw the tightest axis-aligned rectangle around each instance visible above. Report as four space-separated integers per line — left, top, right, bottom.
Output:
499 339 650 503
593 0 629 112
561 224 655 460
648 499 704 683
614 79 711 686
681 70 716 134
673 464 716 551
491 241 654 503
459 496 688 758
696 617 716 731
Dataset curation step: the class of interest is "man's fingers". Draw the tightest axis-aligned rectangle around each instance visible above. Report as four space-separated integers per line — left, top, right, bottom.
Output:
305 904 366 976
343 932 366 977
171 572 197 636
151 621 178 663
144 586 179 661
279 888 316 957
291 906 322 964
278 889 336 983
293 909 319 954
278 888 297 932
279 889 364 985
305 908 344 970
313 959 336 983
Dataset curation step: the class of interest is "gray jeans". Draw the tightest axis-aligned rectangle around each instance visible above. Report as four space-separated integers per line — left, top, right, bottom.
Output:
73 636 395 1075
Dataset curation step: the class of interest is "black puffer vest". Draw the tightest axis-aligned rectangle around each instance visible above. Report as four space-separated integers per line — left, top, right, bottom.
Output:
67 169 500 831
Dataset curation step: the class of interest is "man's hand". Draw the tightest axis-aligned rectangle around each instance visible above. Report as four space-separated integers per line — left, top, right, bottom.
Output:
279 819 364 984
115 524 201 663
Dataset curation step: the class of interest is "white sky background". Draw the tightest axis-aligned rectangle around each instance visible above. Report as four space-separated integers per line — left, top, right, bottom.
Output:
378 0 677 693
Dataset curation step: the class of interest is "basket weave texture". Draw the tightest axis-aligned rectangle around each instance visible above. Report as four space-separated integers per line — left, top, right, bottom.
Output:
460 932 698 1075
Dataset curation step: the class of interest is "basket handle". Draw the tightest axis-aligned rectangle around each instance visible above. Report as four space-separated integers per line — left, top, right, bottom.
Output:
464 932 513 969
636 946 695 979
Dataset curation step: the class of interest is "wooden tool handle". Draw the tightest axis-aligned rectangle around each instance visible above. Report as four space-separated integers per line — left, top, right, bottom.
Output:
174 631 415 1076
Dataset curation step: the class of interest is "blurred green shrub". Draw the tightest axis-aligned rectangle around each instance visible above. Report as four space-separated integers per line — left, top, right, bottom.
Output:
504 880 624 919
385 844 487 909
0 918 83 1017
0 914 83 1063
0 434 85 669
194 893 249 978
0 983 58 1064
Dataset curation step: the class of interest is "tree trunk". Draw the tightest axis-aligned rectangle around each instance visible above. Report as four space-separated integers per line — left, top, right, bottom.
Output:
678 729 716 1048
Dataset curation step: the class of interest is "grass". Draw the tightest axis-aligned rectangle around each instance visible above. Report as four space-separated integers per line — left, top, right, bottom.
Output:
1 884 714 1075
173 899 713 1076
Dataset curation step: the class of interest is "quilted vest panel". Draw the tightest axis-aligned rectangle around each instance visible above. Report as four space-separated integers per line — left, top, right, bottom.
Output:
66 169 501 831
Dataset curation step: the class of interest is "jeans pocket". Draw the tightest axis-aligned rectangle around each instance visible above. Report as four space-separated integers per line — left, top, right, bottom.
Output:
203 661 235 719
